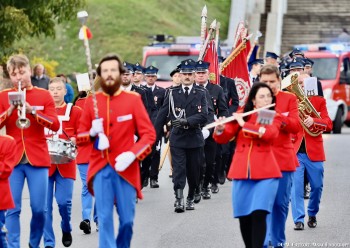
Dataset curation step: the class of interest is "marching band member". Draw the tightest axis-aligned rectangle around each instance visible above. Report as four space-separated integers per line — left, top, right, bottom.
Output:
259 65 301 247
75 90 98 235
77 53 155 248
0 135 17 248
43 77 82 248
213 83 282 248
0 54 60 248
155 59 209 212
291 73 333 231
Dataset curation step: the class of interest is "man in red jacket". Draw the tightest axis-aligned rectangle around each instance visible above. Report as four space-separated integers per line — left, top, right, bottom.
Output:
0 135 17 248
259 65 302 247
77 53 156 248
291 72 333 231
0 54 60 248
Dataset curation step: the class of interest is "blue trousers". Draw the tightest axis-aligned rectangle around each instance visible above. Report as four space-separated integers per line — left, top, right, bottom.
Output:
5 164 48 248
44 170 74 247
265 172 294 247
291 153 324 223
78 164 97 223
0 210 7 248
93 165 136 248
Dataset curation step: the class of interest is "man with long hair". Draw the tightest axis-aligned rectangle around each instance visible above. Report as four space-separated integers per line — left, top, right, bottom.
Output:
77 53 155 247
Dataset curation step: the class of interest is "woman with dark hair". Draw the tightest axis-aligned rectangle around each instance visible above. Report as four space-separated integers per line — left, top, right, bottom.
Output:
213 83 282 248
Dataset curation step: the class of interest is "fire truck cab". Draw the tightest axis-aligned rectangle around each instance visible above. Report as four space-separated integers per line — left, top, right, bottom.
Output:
294 43 350 133
142 35 200 88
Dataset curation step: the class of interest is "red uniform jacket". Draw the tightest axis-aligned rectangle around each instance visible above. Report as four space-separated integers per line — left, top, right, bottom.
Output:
293 96 333 161
213 113 282 180
0 135 17 210
47 103 82 180
77 90 156 199
0 87 60 166
273 91 301 171
75 98 93 164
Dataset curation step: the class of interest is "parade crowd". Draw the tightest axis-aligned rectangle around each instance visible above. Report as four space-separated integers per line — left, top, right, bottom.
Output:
0 48 332 248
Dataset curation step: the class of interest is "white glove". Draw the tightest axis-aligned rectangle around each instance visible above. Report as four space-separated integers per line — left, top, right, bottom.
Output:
97 133 110 150
90 118 104 137
134 135 138 143
115 151 136 172
202 129 210 140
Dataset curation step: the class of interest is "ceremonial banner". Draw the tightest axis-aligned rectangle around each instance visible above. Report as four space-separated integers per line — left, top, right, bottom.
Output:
204 40 219 84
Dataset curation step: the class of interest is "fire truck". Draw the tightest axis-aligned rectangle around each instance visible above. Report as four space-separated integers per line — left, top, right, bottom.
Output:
294 43 350 133
142 35 200 88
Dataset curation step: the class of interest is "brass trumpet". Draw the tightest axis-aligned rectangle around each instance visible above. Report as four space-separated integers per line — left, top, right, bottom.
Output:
281 73 322 137
15 81 30 129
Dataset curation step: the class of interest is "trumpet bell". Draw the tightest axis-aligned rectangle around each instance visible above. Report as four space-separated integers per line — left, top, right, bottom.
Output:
16 118 30 129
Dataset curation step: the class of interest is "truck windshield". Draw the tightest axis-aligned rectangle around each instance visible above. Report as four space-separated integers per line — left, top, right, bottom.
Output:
311 58 339 80
145 55 198 81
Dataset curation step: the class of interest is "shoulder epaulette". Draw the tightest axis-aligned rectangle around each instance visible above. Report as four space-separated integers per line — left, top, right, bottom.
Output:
34 87 47 91
0 88 13 93
1 134 14 140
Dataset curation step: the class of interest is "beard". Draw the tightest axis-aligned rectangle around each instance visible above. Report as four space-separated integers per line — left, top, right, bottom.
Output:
100 75 121 96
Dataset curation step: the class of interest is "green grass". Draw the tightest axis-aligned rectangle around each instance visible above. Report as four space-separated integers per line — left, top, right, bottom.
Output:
14 0 231 75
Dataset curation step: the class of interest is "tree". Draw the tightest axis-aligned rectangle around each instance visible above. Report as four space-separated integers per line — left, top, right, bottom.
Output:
0 0 85 64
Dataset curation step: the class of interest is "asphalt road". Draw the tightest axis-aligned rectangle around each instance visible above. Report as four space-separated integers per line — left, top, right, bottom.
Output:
17 127 350 247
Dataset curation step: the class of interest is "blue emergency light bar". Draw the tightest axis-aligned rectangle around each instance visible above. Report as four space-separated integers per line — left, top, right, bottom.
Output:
294 42 350 53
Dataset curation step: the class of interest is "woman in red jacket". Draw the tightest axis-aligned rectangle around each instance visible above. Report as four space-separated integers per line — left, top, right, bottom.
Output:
213 83 282 248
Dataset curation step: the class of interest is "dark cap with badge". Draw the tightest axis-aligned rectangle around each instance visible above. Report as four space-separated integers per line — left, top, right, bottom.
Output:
303 58 314 67
289 48 304 59
248 58 264 67
287 58 304 70
265 51 279 60
133 62 145 74
179 59 196 73
144 65 158 76
195 60 210 72
123 62 134 73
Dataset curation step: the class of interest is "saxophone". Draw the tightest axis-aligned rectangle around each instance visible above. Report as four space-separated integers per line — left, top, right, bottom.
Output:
282 73 322 137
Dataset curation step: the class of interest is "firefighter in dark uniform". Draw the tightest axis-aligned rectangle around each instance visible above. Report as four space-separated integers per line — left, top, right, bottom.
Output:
121 62 149 109
194 61 228 199
141 66 166 188
155 60 209 213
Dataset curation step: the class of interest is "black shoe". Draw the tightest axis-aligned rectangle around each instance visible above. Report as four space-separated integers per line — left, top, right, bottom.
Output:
174 189 185 213
142 178 149 188
194 186 201 203
218 171 226 185
150 179 159 188
294 222 304 230
201 187 211 200
307 216 317 228
211 183 219 194
79 219 91 234
62 231 72 247
185 198 195 210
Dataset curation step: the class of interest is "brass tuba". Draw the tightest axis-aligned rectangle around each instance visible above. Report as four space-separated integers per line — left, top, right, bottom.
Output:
281 73 322 137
